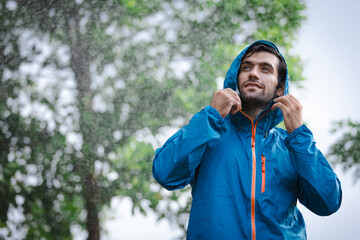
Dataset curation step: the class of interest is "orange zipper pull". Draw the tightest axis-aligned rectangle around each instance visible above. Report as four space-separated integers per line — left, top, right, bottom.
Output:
261 155 266 193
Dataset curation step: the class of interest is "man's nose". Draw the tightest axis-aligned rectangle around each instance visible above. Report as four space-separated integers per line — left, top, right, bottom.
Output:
249 66 260 80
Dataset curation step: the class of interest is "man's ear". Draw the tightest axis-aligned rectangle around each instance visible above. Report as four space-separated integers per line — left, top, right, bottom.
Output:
276 82 285 97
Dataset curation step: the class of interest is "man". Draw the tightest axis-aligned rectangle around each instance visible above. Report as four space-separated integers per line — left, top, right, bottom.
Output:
152 40 342 239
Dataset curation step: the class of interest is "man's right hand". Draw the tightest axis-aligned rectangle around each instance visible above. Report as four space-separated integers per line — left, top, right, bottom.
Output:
210 88 242 118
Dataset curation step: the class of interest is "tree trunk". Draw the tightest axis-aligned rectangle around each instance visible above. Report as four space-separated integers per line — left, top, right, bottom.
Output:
64 7 100 240
85 174 100 240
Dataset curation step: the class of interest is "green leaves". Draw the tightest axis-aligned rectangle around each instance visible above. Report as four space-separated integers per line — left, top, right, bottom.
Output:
328 120 360 181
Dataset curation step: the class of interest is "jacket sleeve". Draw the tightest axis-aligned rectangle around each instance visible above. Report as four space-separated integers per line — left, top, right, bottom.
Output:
152 106 226 190
285 124 342 216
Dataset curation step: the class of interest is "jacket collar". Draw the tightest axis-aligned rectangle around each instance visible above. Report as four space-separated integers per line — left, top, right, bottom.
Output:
228 100 283 135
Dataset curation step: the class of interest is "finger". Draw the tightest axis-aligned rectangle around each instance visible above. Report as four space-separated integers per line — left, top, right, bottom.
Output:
219 88 243 113
276 95 302 113
230 97 242 113
227 90 242 110
233 92 242 110
287 94 299 101
274 95 294 108
271 101 289 112
273 95 285 104
234 99 242 111
227 88 241 100
274 95 289 103
277 95 300 105
224 88 237 94
230 106 240 115
288 94 302 108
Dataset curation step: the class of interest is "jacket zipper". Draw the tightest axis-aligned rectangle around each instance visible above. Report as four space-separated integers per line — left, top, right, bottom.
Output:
240 110 269 240
261 155 266 193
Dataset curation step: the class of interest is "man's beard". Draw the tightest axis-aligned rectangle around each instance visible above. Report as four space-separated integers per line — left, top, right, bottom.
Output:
239 86 278 110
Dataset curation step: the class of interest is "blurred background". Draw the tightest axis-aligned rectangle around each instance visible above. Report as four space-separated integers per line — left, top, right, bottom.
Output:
1 0 359 239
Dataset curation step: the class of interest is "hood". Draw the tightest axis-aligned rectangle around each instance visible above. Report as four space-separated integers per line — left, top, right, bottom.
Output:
223 40 289 129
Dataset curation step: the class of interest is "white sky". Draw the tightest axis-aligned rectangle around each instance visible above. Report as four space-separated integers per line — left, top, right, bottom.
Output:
101 0 360 239
293 0 360 239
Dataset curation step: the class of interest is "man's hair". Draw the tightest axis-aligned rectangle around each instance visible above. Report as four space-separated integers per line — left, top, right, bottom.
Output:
240 43 287 87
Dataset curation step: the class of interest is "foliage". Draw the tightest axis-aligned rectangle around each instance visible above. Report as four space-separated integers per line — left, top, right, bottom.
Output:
1 0 306 239
328 120 360 182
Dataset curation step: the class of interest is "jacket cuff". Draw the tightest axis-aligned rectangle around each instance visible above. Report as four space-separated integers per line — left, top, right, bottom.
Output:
284 124 311 149
204 105 226 133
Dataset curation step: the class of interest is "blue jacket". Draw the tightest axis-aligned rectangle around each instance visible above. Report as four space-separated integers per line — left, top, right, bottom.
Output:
152 41 342 239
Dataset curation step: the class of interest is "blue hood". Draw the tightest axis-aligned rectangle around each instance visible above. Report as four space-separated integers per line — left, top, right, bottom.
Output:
223 40 290 129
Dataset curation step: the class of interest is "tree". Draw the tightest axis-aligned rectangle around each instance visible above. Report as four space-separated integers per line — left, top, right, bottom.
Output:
0 0 306 239
328 120 360 182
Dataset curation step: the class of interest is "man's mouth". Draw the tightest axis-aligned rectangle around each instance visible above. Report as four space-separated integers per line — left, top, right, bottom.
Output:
244 82 262 88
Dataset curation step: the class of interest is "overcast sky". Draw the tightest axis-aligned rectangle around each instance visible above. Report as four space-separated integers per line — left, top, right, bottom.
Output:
101 1 360 239
293 0 360 239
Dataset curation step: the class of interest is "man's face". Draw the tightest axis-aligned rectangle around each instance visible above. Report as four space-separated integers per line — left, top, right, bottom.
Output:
237 51 284 107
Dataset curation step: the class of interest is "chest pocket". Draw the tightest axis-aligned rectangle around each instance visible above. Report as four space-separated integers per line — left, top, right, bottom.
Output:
258 146 298 206
256 146 299 221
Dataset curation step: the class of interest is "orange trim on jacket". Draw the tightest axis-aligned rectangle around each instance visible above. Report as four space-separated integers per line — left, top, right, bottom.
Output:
240 110 269 240
261 155 266 193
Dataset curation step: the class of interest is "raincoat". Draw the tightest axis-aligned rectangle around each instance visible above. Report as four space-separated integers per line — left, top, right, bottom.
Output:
152 40 342 240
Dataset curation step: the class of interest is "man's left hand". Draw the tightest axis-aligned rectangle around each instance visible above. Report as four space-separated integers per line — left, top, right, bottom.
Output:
271 95 303 134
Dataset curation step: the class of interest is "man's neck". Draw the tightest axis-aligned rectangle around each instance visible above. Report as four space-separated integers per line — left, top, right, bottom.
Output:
242 108 263 121
241 103 268 121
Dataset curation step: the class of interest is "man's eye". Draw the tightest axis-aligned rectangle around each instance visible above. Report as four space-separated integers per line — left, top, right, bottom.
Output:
242 66 251 70
262 67 270 72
